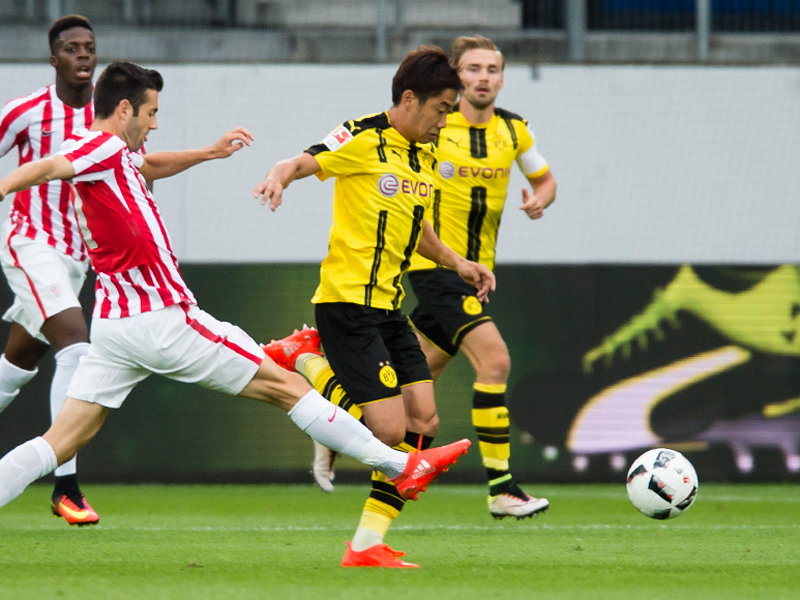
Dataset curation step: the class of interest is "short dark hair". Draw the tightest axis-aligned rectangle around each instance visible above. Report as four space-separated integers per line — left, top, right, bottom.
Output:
451 35 505 70
391 45 462 106
93 61 164 120
48 15 93 53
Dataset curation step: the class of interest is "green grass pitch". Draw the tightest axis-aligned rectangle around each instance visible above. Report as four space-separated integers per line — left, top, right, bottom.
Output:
0 483 798 599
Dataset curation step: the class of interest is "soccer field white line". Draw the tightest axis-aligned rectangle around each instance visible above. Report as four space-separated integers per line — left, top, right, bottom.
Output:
5 523 799 533
266 485 800 503
425 487 800 503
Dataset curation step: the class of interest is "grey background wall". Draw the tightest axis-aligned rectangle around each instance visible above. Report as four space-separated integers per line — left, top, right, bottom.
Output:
3 64 799 264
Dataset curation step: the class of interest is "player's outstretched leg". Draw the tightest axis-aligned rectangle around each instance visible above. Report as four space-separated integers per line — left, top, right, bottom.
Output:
261 370 467 496
290 390 468 502
267 328 365 492
286 361 469 501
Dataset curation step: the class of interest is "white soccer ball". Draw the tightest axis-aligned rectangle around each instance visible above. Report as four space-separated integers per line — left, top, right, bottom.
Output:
626 448 699 520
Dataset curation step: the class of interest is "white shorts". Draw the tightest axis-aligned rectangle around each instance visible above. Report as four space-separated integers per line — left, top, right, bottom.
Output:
67 303 265 409
0 220 89 343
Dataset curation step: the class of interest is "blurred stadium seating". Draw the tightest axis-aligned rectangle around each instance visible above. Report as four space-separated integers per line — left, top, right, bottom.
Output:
1 0 800 63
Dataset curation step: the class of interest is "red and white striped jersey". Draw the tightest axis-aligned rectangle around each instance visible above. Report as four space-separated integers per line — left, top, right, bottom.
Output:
0 84 93 261
59 130 196 319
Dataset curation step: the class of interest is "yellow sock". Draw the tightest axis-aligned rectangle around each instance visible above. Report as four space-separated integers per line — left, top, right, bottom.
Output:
299 355 363 420
349 434 430 551
472 383 514 493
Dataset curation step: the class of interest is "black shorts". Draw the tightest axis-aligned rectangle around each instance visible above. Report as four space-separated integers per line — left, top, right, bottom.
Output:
314 302 432 406
407 268 492 357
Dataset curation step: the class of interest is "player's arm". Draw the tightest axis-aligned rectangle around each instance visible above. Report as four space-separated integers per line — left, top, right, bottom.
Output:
520 169 557 220
0 155 74 203
252 152 321 212
417 222 496 303
515 124 557 220
139 127 254 183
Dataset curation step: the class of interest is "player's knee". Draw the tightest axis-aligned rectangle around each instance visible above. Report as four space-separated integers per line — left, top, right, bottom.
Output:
3 346 47 371
41 309 90 351
421 413 440 437
241 361 312 408
371 424 406 448
478 348 511 383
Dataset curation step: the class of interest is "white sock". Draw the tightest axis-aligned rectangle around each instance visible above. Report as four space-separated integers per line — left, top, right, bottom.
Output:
51 343 88 477
288 390 408 478
0 436 58 508
0 354 38 413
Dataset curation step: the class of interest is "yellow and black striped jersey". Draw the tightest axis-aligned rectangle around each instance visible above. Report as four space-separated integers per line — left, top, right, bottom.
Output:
410 107 549 272
306 112 438 310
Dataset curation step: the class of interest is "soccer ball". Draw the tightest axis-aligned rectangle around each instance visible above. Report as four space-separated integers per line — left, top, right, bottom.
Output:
626 448 698 520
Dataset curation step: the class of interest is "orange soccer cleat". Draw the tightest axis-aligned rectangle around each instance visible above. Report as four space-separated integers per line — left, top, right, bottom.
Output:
341 541 419 568
390 438 471 501
261 325 322 372
52 494 99 526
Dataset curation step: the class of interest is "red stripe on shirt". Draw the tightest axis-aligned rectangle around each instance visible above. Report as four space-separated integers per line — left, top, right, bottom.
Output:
110 275 130 319
121 268 151 314
37 98 54 246
96 278 112 319
59 106 76 254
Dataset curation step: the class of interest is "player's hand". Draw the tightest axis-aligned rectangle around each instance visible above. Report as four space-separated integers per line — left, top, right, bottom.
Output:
209 127 254 159
520 188 546 220
252 179 284 211
456 260 496 303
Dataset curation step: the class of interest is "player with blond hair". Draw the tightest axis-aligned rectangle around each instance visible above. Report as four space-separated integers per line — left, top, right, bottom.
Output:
406 34 557 518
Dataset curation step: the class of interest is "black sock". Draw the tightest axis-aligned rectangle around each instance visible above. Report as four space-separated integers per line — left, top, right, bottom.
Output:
53 474 82 504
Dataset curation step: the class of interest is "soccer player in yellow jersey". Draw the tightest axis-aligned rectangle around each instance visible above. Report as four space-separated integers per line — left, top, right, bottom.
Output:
405 35 557 518
299 35 558 519
254 46 495 568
